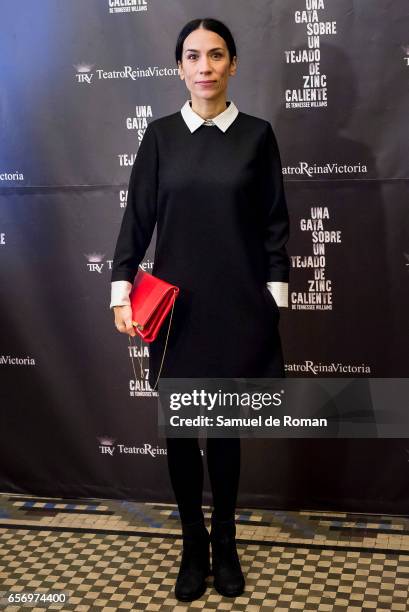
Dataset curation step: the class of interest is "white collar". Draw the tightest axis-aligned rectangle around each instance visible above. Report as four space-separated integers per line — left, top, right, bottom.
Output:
180 100 239 133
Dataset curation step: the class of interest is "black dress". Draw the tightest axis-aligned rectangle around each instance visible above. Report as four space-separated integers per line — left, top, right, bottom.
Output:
111 111 290 388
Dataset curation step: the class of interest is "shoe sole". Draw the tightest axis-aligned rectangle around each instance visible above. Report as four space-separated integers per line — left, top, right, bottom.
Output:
213 582 245 598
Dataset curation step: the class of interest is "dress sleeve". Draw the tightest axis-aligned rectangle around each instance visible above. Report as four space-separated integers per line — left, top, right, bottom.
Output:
267 281 288 308
260 122 290 283
111 123 158 283
109 280 132 309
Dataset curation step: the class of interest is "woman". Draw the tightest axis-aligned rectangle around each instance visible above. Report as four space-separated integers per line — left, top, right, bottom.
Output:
110 18 290 602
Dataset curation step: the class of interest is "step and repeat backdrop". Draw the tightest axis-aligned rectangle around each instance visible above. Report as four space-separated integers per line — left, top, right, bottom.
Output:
1 0 409 513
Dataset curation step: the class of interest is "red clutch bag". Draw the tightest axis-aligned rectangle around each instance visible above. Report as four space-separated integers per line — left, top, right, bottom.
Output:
130 269 179 343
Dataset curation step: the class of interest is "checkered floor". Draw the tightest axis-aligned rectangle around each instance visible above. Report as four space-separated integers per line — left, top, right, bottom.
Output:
0 494 408 610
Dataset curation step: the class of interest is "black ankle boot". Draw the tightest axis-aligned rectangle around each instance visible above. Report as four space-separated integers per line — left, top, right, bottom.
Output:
210 516 245 597
174 518 211 602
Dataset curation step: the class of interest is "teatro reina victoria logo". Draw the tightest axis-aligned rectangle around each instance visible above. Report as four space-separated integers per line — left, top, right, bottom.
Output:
285 360 371 375
84 253 153 275
282 162 368 177
107 0 148 14
97 436 167 457
74 62 178 84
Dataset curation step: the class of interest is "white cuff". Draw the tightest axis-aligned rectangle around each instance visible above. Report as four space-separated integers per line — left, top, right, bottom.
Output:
110 280 133 309
266 281 288 308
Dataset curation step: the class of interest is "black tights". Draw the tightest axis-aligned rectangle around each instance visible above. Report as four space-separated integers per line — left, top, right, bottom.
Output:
166 437 241 525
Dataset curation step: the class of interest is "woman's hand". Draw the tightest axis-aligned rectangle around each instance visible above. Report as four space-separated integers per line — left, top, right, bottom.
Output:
113 305 136 337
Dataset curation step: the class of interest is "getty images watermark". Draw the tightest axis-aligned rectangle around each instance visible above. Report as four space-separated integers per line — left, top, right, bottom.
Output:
156 378 409 438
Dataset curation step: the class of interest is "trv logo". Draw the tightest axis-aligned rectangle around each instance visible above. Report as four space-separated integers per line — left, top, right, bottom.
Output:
97 436 116 455
74 64 94 84
97 437 167 457
84 253 113 273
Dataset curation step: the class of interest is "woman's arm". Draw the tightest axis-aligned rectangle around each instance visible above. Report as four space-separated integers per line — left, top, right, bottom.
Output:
261 122 290 307
110 123 159 289
109 123 158 339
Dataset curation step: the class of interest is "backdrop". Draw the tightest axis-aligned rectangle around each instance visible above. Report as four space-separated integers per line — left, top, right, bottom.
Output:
1 0 409 513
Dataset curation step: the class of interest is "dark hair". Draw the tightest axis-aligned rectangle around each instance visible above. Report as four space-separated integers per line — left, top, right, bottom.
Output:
175 18 237 65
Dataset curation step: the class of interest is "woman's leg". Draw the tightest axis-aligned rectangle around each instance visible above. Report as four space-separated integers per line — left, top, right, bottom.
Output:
166 436 210 602
165 436 204 523
166 436 241 522
206 436 244 597
206 437 241 520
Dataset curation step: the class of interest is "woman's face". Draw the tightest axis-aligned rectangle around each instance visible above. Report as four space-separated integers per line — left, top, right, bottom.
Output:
178 27 237 102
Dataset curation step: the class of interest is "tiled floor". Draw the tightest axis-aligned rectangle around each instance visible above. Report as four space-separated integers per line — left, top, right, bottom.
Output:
0 493 408 610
